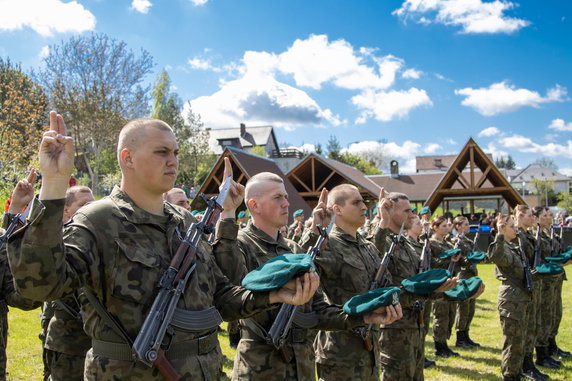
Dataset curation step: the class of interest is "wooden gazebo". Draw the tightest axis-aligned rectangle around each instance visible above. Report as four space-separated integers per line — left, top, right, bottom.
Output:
425 138 525 214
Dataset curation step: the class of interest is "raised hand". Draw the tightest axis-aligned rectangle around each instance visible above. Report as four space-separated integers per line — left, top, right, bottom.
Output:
8 169 37 213
39 111 74 200
269 272 320 305
377 187 392 229
311 188 331 233
363 303 403 325
220 157 245 218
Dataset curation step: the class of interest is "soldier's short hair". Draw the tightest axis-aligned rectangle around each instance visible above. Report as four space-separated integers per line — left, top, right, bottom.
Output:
327 184 358 208
431 215 446 229
117 118 173 164
245 172 284 207
513 204 530 219
531 206 548 217
65 186 93 206
164 187 187 202
386 192 409 204
453 215 468 227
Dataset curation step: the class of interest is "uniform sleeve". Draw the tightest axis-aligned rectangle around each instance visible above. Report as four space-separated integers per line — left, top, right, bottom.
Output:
213 218 249 285
487 234 517 266
311 289 365 331
429 240 451 269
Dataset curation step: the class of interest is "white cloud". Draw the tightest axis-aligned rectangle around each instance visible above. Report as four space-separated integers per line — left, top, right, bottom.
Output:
289 143 316 153
446 138 457 145
0 0 96 36
393 0 530 34
560 167 572 176
402 68 422 79
346 140 422 173
190 0 208 5
455 81 567 116
131 0 152 14
484 142 508 160
499 134 572 159
548 118 572 132
351 88 433 123
424 143 442 154
478 126 503 137
188 57 221 72
38 45 50 59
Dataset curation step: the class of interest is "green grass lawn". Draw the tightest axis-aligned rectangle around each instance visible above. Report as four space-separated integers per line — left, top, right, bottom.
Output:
6 264 572 380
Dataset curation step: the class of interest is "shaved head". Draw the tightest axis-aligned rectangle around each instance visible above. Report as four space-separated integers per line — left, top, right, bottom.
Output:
328 184 358 208
245 172 284 206
117 118 173 169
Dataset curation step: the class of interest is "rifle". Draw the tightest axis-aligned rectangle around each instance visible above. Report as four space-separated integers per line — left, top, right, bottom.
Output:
358 221 405 351
266 214 336 363
533 224 542 268
447 234 463 274
472 231 480 252
132 176 232 381
419 228 432 273
550 226 562 255
517 232 534 294
0 202 32 252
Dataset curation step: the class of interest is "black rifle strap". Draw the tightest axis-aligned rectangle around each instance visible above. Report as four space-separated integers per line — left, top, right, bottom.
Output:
82 288 133 346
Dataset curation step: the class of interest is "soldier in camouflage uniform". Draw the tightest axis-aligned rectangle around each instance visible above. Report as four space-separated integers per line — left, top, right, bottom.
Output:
373 191 458 381
514 205 549 380
6 113 319 381
488 214 534 381
1 171 42 380
43 186 95 381
287 209 305 243
312 184 402 381
429 216 463 358
213 176 401 381
453 216 481 348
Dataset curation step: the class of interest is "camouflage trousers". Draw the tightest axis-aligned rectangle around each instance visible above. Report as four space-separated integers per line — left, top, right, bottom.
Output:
432 299 457 343
422 301 432 338
45 349 85 381
498 298 530 377
550 277 564 339
455 298 476 332
536 277 558 347
524 289 538 355
317 363 379 381
379 327 424 381
0 311 7 381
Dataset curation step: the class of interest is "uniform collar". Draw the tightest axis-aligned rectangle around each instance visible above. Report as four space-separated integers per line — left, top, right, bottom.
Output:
244 221 291 250
109 186 183 226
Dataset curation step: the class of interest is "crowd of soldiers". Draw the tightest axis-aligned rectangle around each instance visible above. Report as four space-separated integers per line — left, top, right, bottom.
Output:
0 112 569 381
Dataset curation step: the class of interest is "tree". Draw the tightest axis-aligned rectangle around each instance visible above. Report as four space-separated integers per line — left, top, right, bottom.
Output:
533 157 559 171
315 143 323 155
151 69 185 131
557 191 572 213
339 152 382 175
326 135 341 160
0 58 47 201
38 33 154 192
495 155 516 170
250 146 267 157
531 178 556 206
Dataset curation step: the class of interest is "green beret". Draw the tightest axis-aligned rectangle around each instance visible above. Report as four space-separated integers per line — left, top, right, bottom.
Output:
467 251 486 264
343 287 401 316
444 277 483 301
546 252 572 264
439 248 461 259
241 254 315 291
293 209 304 218
191 210 199 216
534 263 564 276
411 206 417 213
420 206 431 215
401 269 451 295
237 210 246 218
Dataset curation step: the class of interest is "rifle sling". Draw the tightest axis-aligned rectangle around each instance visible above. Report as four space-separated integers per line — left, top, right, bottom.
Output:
82 288 133 346
53 299 82 321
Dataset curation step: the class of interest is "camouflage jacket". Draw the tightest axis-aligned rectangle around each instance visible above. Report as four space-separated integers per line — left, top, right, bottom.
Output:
313 225 382 367
214 220 364 381
44 293 91 356
373 228 437 329
7 187 273 380
452 234 479 278
487 234 532 302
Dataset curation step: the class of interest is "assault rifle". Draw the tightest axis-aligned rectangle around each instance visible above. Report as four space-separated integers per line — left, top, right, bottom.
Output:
132 176 232 381
267 214 336 363
419 228 432 273
358 221 405 351
447 234 464 274
469 230 481 270
533 224 542 268
0 202 32 252
517 232 534 294
550 226 563 255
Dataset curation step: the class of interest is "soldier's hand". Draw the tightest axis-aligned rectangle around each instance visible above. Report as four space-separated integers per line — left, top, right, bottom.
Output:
377 188 391 229
469 282 485 299
311 188 331 233
434 277 459 293
269 272 319 305
294 221 303 236
363 303 403 325
8 169 37 213
220 157 245 219
496 213 507 235
39 111 75 200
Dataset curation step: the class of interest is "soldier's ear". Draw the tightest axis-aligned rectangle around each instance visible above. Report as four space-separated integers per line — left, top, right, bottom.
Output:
247 198 256 212
121 148 134 168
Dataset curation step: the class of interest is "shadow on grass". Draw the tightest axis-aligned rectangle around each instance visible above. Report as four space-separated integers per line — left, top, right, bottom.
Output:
434 364 503 380
221 354 234 381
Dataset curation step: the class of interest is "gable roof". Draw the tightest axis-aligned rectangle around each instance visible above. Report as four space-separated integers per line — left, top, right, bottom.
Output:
506 164 571 183
191 147 310 222
368 172 445 202
286 153 381 200
424 138 525 212
207 125 276 154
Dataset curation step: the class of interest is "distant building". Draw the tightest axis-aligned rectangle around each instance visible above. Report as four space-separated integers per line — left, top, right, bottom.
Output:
207 123 279 156
505 164 571 198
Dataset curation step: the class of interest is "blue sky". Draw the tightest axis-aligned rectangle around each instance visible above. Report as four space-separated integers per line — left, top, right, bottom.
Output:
1 0 572 174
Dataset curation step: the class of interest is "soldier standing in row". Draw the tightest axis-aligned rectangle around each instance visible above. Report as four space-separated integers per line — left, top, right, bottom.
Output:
163 187 191 210
213 174 401 380
287 209 305 243
6 112 319 380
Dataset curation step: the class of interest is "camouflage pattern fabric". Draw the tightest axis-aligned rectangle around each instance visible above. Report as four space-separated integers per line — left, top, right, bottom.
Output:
404 236 432 338
313 225 382 381
40 302 54 380
7 187 275 381
213 220 364 381
454 235 478 332
488 234 532 378
516 228 538 355
44 349 85 381
429 237 457 343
